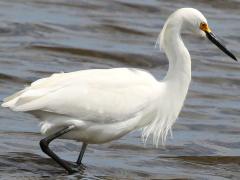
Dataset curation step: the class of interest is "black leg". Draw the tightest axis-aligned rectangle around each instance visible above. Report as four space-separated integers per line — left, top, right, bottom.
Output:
39 125 77 174
76 142 88 165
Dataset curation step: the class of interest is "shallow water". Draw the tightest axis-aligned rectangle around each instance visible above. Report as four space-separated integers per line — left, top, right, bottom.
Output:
0 0 240 179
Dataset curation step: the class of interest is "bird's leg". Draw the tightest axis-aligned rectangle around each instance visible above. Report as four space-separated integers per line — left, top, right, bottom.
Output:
76 142 88 165
39 125 77 174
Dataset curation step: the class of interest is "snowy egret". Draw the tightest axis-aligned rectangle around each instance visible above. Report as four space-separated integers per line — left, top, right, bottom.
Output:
2 8 237 174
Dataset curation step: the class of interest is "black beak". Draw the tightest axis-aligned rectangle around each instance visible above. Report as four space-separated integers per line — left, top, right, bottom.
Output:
205 31 237 61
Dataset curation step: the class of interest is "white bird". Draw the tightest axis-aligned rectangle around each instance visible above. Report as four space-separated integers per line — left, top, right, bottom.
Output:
2 8 237 174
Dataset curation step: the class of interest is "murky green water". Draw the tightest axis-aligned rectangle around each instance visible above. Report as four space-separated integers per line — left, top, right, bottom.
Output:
0 0 240 179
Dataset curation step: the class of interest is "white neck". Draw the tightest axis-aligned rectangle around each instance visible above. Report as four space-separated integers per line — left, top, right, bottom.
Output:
163 28 191 82
160 18 192 115
141 29 192 146
142 8 204 147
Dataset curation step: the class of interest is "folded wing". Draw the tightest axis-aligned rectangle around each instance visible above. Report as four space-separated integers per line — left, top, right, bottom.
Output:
2 68 159 123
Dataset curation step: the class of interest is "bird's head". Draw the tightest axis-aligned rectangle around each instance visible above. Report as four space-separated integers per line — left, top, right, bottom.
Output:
178 8 208 38
159 8 237 61
181 8 237 61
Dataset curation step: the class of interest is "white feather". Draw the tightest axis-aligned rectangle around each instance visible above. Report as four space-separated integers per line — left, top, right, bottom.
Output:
2 8 210 147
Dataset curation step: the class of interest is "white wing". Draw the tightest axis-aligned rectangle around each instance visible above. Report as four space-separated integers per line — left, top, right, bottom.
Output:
2 68 160 123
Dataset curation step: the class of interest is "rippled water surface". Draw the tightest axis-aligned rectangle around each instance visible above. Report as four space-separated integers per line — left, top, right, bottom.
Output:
0 0 240 179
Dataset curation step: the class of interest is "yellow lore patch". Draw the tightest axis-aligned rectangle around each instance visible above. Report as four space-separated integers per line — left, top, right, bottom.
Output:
200 22 211 32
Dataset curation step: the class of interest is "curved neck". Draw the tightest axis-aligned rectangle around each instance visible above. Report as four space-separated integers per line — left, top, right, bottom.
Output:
163 29 191 82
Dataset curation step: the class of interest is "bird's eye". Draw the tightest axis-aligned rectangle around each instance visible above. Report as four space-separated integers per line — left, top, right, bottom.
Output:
199 22 208 31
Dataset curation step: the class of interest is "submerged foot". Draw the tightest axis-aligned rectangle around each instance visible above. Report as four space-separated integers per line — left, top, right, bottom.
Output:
63 160 85 174
76 163 86 169
67 168 79 175
65 161 87 175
